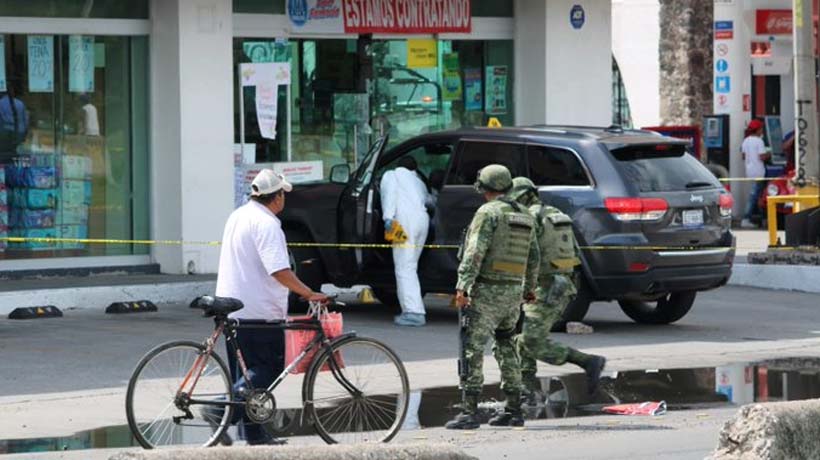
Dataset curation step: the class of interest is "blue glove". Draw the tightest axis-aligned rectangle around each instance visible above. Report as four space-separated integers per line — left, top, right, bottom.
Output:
385 219 393 231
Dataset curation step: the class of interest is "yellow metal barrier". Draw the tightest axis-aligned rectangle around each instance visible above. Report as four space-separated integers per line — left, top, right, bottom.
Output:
766 193 820 246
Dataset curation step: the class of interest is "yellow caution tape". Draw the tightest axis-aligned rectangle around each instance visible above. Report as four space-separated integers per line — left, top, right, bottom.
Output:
0 236 816 252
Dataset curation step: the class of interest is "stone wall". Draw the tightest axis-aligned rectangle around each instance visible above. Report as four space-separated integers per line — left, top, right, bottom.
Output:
659 0 713 126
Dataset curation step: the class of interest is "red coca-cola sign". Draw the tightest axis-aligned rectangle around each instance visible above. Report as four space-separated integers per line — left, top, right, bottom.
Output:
756 9 792 35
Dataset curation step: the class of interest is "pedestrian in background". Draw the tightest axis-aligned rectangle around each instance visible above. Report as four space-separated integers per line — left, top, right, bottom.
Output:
740 119 769 229
446 164 539 430
0 84 29 163
380 156 431 326
214 169 328 445
506 177 606 402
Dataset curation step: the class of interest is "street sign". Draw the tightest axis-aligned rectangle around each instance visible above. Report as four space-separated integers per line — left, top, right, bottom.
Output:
716 76 731 93
716 59 729 73
714 20 734 40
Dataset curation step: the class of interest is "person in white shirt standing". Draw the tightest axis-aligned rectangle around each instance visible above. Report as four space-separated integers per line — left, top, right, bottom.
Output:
215 169 327 445
740 119 770 228
380 156 431 327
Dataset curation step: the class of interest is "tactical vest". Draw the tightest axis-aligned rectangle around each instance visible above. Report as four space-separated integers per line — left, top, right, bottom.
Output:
532 204 580 276
478 199 536 284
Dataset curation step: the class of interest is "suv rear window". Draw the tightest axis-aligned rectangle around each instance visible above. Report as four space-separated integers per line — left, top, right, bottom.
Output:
447 141 526 185
609 145 721 192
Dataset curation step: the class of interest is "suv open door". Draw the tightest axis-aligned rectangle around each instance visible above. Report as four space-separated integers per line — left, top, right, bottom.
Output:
337 136 390 278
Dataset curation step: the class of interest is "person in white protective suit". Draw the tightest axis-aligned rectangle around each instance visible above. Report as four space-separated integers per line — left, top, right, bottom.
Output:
380 156 432 326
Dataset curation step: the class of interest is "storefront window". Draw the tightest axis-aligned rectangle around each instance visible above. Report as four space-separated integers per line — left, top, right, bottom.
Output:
0 34 150 259
0 0 148 19
233 37 514 178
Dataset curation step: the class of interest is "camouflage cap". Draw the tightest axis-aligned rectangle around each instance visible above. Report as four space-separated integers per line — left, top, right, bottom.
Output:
509 176 539 204
475 164 512 193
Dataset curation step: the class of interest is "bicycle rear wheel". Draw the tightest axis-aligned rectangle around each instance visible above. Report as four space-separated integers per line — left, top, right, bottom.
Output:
126 340 233 449
305 336 409 444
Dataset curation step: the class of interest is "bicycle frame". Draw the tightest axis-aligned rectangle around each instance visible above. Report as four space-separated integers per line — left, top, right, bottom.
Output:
179 315 358 412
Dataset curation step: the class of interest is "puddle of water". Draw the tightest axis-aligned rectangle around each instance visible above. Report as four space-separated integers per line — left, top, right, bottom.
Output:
0 425 139 454
4 357 820 454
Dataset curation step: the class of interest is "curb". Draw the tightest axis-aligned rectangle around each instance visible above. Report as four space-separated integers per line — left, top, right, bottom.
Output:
728 263 820 293
709 400 820 460
107 443 477 460
0 281 215 317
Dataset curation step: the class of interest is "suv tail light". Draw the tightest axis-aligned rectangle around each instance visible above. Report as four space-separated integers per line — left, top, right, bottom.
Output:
604 197 668 221
719 193 734 218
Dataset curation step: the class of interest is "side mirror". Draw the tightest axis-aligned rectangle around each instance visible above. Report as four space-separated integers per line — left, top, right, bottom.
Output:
330 164 351 184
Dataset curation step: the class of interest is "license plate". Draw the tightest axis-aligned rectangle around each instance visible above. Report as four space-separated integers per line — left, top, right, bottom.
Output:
682 209 704 227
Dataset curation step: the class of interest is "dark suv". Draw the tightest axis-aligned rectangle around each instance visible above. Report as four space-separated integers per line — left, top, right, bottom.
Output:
281 126 736 325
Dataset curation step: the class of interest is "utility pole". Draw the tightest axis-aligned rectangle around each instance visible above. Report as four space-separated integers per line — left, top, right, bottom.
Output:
793 0 819 194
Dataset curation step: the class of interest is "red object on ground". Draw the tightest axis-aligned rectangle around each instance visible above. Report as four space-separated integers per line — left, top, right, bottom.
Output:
602 401 667 416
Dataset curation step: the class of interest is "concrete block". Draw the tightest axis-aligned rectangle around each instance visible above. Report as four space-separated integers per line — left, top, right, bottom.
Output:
728 263 820 293
108 443 477 460
709 400 820 460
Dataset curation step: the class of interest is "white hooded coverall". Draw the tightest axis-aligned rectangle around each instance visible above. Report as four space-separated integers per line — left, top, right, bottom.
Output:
380 167 431 315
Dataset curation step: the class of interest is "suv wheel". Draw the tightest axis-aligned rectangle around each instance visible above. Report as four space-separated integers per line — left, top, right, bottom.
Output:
287 232 325 313
551 273 593 332
618 291 697 325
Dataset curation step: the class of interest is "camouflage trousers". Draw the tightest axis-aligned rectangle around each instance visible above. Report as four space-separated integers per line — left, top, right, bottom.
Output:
462 283 523 412
517 274 577 390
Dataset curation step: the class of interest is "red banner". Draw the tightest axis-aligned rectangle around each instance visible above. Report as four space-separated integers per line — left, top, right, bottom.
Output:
342 0 471 34
756 9 792 35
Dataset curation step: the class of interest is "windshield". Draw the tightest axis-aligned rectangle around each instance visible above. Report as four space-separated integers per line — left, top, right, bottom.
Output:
354 136 389 194
610 145 721 192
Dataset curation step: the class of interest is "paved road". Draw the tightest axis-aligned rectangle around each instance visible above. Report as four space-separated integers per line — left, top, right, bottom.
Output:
2 285 819 397
2 285 819 459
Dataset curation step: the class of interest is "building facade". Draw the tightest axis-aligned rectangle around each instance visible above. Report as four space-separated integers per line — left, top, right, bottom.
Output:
0 0 613 274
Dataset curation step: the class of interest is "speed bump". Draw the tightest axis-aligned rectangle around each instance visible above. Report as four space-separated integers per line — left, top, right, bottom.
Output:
8 306 63 320
105 300 158 314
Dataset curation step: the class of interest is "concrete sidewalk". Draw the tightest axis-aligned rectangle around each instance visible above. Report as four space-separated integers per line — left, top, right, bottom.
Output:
0 230 815 316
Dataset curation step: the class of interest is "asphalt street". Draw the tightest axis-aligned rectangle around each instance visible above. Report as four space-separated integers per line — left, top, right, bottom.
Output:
2 285 819 460
2 285 819 397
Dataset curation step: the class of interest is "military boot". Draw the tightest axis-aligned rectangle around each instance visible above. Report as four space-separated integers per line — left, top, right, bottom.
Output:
567 349 607 395
488 410 525 427
583 355 607 395
489 392 525 427
445 394 480 430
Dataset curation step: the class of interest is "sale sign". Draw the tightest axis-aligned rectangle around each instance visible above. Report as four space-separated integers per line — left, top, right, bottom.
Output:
756 9 792 35
342 0 471 34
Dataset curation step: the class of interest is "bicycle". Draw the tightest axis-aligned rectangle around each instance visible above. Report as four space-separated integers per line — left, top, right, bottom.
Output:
125 296 409 448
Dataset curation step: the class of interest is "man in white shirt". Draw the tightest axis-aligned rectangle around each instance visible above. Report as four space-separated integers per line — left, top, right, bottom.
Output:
740 119 770 228
380 156 432 326
215 168 327 445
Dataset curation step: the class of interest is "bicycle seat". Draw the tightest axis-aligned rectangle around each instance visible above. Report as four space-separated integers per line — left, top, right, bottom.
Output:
193 296 244 317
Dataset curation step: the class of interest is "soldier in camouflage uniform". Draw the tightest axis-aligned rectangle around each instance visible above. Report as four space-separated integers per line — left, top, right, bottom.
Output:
505 177 606 398
445 165 540 430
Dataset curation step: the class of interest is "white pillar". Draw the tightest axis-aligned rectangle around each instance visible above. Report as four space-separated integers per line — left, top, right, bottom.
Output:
514 0 548 125
713 1 751 213
515 0 612 126
150 0 234 274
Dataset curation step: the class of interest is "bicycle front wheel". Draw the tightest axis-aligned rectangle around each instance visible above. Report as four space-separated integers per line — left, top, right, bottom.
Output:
305 336 409 444
125 340 233 449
